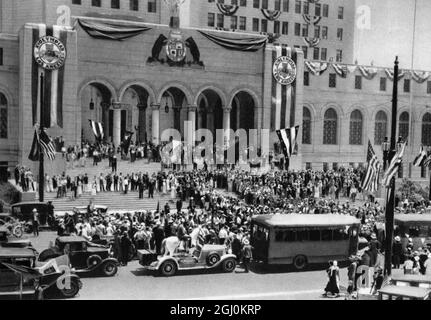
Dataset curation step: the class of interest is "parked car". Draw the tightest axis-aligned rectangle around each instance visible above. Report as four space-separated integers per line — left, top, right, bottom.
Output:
38 236 119 277
137 244 237 277
0 247 82 299
0 213 24 238
10 202 55 227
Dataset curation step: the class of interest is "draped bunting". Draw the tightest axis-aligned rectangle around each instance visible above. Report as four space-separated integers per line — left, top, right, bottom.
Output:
347 66 358 74
307 0 320 3
303 37 320 47
305 61 328 76
198 31 267 51
358 66 378 80
77 19 151 40
385 68 406 81
302 14 322 25
216 3 239 16
410 70 430 83
332 64 348 78
261 9 282 21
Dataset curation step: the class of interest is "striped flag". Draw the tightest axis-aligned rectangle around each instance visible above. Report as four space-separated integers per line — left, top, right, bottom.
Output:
28 129 41 162
424 154 431 168
361 140 381 192
276 126 299 159
413 146 427 167
89 120 104 141
382 141 407 187
332 63 348 78
38 130 56 161
31 24 69 128
271 45 299 131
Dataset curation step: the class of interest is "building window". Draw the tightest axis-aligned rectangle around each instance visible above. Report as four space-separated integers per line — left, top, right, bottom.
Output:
380 77 387 91
239 16 247 30
240 0 247 6
302 46 308 59
315 3 321 16
323 108 338 145
295 0 301 14
294 23 300 36
217 14 224 28
232 0 238 5
303 1 309 14
422 113 431 146
0 48 3 66
208 13 215 27
323 4 329 17
261 0 268 9
275 0 281 11
283 0 289 12
313 47 320 60
337 28 343 41
130 0 139 11
252 18 259 31
0 93 7 139
329 73 336 88
320 48 327 61
301 23 308 37
323 162 329 172
91 0 101 7
253 0 260 8
338 6 344 19
314 25 320 38
304 71 310 86
355 75 362 89
404 79 410 93
230 16 238 29
261 19 268 33
303 107 311 144
336 49 343 62
374 111 388 145
111 0 120 9
427 81 431 94
72 0 81 4
421 164 427 178
349 110 363 145
322 26 328 39
399 112 409 142
306 162 312 170
148 0 157 13
282 22 289 35
274 21 280 34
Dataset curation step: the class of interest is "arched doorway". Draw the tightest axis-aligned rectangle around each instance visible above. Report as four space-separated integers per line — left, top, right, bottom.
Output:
196 89 224 135
158 87 189 139
230 91 256 132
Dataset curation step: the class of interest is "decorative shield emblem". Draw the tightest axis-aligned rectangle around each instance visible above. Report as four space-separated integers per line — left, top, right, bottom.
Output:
166 33 187 62
34 36 67 70
273 56 297 85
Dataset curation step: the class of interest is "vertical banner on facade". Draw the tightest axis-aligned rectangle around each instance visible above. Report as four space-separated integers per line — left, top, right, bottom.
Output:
31 24 68 128
270 45 298 131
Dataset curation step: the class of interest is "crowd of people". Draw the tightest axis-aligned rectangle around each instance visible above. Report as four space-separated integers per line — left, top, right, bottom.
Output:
14 165 36 192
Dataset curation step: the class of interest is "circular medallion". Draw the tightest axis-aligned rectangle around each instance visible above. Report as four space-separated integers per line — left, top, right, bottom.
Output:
34 36 67 70
273 56 297 85
166 38 187 62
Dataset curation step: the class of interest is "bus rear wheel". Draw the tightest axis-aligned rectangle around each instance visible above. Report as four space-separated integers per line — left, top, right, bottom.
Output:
293 255 308 271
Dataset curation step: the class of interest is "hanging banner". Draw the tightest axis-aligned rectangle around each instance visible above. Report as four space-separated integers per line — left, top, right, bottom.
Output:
77 19 151 41
216 3 239 16
302 14 322 25
198 31 267 51
303 37 320 47
358 66 378 80
271 46 299 131
304 60 328 76
261 9 281 21
385 68 406 81
410 70 430 83
332 63 348 78
347 65 358 74
31 24 69 128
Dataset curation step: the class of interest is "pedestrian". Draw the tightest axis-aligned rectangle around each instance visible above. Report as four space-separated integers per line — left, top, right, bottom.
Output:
346 255 358 299
324 261 340 298
241 238 252 273
392 236 402 269
32 208 39 237
120 231 132 266
424 253 431 275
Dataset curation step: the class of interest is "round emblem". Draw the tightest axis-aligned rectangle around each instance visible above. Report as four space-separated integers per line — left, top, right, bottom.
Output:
34 36 67 70
166 38 187 62
273 56 297 85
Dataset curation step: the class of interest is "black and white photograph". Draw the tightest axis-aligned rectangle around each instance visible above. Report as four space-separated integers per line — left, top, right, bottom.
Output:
0 0 431 307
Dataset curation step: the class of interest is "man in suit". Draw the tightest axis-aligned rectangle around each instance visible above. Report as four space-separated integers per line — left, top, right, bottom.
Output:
138 177 144 199
148 176 155 199
112 155 118 173
113 173 119 192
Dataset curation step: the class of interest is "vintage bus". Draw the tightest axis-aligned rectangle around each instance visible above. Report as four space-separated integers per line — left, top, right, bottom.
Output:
251 214 360 270
394 214 431 250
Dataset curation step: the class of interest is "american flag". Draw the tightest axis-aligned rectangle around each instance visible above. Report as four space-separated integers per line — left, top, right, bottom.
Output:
276 126 299 159
382 141 407 187
413 146 427 167
361 140 381 192
39 130 56 161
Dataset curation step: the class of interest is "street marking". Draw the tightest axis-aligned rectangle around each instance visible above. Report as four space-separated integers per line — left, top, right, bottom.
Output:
186 289 322 300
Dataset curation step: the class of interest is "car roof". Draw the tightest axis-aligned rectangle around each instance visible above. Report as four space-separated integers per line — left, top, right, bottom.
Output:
203 244 226 251
57 236 87 243
0 247 37 258
395 214 431 224
252 214 360 228
379 285 431 299
11 202 47 206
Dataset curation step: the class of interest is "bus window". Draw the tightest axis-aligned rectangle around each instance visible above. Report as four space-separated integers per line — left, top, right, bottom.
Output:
309 230 321 241
297 230 309 242
409 227 420 238
321 229 333 241
285 231 296 242
333 228 349 241
275 231 284 242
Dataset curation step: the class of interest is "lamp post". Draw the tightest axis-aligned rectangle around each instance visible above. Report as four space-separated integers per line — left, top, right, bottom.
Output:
384 56 400 277
382 136 390 171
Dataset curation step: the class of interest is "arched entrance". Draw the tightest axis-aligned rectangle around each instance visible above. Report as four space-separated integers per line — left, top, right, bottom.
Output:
196 89 224 135
231 91 255 132
159 87 188 139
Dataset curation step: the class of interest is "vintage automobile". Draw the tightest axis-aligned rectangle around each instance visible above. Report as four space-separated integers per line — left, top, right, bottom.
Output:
0 213 24 238
37 236 119 277
137 243 237 277
0 247 82 299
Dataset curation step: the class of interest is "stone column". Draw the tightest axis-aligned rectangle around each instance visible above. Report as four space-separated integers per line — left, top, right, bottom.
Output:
187 105 197 147
223 106 232 147
198 108 204 130
151 104 160 145
137 103 147 144
102 103 110 140
113 108 122 148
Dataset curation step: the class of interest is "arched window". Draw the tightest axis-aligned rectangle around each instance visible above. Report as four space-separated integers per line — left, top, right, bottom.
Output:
302 107 311 144
399 112 409 142
0 93 7 139
423 113 431 146
349 110 363 145
374 111 387 145
323 108 337 145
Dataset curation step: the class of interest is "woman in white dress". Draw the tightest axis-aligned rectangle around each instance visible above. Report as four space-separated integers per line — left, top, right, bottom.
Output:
162 178 167 195
77 177 83 198
95 176 100 193
170 179 177 200
91 181 97 196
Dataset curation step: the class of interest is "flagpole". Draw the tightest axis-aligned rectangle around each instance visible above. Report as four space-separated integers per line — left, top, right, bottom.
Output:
39 73 45 203
384 57 399 277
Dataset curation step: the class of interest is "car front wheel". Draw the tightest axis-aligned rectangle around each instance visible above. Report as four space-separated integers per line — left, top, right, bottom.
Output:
222 258 236 273
102 261 118 277
60 279 80 298
160 260 177 277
